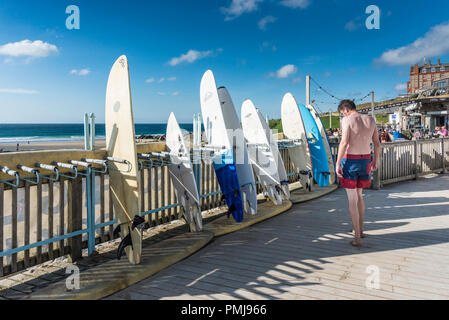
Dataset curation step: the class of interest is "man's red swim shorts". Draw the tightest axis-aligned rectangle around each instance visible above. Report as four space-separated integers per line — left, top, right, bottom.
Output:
339 154 372 189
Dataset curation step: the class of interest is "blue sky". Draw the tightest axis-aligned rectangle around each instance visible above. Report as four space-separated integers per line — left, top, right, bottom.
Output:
1 0 449 123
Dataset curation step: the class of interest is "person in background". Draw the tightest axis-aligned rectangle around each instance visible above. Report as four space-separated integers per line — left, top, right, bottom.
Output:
433 127 441 138
380 131 392 143
439 126 448 137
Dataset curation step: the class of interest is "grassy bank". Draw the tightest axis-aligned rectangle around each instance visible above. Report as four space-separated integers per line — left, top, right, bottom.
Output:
269 114 391 132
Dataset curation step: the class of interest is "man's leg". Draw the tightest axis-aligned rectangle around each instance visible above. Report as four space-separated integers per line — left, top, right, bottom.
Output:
345 188 362 246
357 188 365 236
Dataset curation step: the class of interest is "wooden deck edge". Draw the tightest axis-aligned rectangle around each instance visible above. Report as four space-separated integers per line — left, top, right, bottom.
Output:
24 231 214 300
290 184 338 204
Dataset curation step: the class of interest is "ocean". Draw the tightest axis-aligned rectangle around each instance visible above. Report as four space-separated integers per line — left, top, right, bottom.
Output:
0 123 194 144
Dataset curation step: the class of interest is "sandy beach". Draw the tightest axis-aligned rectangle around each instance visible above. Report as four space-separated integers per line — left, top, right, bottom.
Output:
0 140 107 152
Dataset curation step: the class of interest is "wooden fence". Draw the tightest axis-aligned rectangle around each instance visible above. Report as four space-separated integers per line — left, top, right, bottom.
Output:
1 137 448 278
0 144 301 277
330 137 449 187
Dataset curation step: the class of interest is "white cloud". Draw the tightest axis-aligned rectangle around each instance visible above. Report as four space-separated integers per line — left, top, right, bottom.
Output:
344 17 362 32
270 64 298 78
221 0 263 21
157 92 166 96
0 40 58 58
292 77 303 83
70 69 90 76
172 91 180 96
146 78 155 83
323 71 331 77
280 0 311 9
168 49 215 66
258 16 277 31
395 83 407 91
377 21 449 66
167 77 177 81
158 77 165 83
0 88 39 94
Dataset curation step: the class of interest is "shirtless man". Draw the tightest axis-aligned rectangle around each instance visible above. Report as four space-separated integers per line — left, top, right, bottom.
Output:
336 100 380 247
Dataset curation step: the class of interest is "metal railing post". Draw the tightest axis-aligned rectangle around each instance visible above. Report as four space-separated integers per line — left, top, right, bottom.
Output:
414 140 419 180
442 138 446 174
89 113 96 151
84 113 90 151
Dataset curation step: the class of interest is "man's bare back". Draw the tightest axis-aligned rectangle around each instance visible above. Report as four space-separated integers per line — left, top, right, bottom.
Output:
343 113 377 155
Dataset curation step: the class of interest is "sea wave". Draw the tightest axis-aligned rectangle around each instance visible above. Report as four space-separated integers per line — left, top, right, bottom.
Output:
0 135 106 144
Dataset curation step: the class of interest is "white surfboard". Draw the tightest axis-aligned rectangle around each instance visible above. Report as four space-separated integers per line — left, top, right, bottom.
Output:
166 113 203 232
200 70 257 215
306 104 336 185
241 99 283 205
281 93 314 192
218 87 258 215
105 55 142 264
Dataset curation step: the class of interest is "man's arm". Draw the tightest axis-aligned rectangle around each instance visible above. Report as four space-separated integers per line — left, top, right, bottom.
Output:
336 118 350 178
371 119 381 171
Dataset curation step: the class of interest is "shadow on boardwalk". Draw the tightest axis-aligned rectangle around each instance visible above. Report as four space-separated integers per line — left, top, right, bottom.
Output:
107 174 449 300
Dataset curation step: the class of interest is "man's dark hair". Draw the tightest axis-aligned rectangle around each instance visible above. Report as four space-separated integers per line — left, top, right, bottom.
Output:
338 99 357 112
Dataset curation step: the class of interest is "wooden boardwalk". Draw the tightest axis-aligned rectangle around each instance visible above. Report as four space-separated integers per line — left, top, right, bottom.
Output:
107 174 449 300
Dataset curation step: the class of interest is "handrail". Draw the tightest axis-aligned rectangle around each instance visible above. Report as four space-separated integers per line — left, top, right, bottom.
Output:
0 165 20 188
34 163 60 182
16 165 40 185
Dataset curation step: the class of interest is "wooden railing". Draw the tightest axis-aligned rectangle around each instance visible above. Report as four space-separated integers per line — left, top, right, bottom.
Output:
331 137 449 187
0 143 300 278
3 137 447 278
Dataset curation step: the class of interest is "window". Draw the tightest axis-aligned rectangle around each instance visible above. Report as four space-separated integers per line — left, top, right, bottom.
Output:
422 68 427 73
441 66 446 72
431 68 436 72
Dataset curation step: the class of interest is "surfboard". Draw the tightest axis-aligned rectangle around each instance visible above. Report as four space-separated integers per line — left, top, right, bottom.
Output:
306 104 336 185
218 87 258 215
298 103 331 187
105 55 142 264
281 93 314 192
200 70 244 222
166 112 203 232
241 99 284 205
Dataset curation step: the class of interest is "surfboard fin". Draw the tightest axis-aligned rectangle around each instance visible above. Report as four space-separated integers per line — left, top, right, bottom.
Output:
275 185 283 194
113 225 121 238
117 230 133 260
227 204 236 219
132 215 146 231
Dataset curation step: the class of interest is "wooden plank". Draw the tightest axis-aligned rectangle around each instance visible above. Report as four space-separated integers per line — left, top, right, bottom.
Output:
108 176 114 239
68 175 82 262
59 177 65 255
154 167 159 226
149 168 154 228
140 167 145 213
0 183 4 277
167 169 172 222
48 180 54 260
36 180 42 264
11 186 18 273
160 165 166 223
24 182 30 267
100 174 105 242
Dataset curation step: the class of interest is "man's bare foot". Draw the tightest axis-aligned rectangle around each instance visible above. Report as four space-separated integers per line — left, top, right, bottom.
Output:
350 239 362 247
350 230 366 238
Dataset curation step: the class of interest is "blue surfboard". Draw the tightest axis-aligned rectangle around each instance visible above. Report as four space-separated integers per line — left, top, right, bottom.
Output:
298 103 330 187
212 149 244 223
